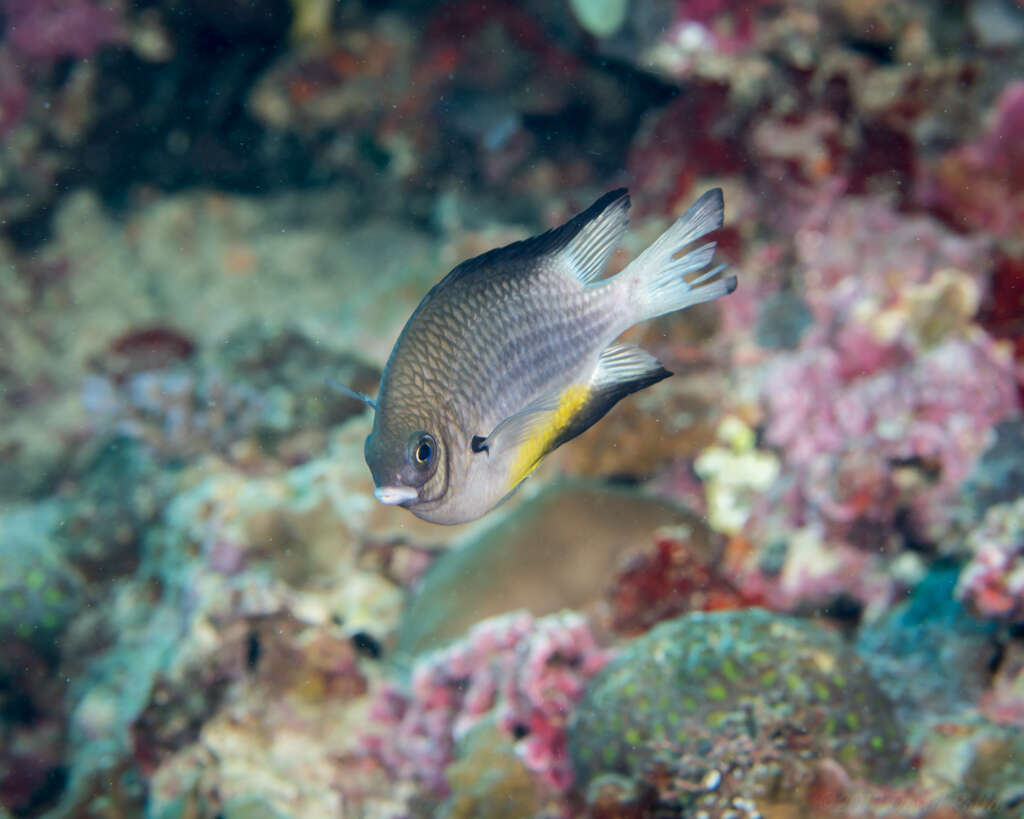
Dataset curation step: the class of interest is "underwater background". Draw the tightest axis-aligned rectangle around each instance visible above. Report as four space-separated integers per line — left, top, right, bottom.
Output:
1 0 1023 816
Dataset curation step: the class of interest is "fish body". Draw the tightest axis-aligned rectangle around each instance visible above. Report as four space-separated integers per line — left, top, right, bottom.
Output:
364 188 735 524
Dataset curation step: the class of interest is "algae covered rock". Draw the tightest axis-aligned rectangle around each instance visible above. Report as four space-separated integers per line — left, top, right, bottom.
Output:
568 609 906 813
438 721 549 819
396 483 715 655
58 435 169 579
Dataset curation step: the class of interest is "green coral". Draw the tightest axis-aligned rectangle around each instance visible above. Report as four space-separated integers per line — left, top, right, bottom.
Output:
569 609 906 811
0 500 82 650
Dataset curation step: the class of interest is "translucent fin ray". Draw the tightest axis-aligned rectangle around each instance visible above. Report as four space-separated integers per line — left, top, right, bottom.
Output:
326 378 377 410
563 189 630 284
620 188 735 322
591 343 667 391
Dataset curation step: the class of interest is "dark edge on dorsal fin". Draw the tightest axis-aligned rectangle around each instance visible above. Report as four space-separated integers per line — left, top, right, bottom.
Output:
437 188 630 288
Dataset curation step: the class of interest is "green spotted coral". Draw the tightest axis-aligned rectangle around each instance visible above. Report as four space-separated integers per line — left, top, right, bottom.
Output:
0 501 82 650
568 609 906 812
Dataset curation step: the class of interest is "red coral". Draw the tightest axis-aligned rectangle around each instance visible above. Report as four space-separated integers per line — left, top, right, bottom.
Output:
978 250 1024 402
105 326 196 378
423 0 572 69
627 86 747 217
608 534 758 635
919 81 1024 240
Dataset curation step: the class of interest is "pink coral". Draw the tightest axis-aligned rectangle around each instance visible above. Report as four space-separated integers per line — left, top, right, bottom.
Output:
956 497 1024 622
365 611 609 793
794 195 991 300
756 198 1019 543
0 48 30 135
0 0 124 135
765 336 1016 532
1 0 124 60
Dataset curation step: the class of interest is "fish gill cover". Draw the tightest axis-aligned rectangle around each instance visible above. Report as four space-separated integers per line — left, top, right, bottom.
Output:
0 0 1023 817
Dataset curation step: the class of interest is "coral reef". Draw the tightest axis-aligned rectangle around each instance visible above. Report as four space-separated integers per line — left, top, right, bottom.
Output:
700 195 1024 621
84 323 379 463
569 608 905 816
857 566 996 727
437 721 554 819
758 198 1016 546
2 0 1024 815
920 81 1024 241
395 483 715 655
606 529 757 636
0 502 82 650
694 415 779 536
956 497 1024 623
368 610 609 796
0 188 435 498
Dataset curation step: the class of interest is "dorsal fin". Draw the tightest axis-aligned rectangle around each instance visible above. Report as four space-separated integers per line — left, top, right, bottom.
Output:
437 189 630 288
560 188 630 283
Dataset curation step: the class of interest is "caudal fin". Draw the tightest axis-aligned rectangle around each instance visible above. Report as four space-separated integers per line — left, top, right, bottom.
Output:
621 188 736 323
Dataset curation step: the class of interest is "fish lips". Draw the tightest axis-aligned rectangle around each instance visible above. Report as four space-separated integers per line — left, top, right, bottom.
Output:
374 485 419 505
365 430 431 507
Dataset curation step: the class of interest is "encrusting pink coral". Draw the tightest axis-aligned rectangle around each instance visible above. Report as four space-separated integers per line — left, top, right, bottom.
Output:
764 335 1017 536
365 611 609 794
754 197 1020 544
701 193 1021 616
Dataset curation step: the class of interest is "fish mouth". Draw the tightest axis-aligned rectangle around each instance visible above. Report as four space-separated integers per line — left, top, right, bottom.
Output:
374 485 419 505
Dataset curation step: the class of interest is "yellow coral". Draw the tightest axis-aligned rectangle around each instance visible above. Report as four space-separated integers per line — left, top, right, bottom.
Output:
861 267 981 349
695 416 779 535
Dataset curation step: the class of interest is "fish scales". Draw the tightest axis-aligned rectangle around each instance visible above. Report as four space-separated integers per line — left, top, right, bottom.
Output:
400 259 614 432
362 187 735 524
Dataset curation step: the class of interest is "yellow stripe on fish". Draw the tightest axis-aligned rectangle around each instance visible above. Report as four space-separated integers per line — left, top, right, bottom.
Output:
507 384 591 490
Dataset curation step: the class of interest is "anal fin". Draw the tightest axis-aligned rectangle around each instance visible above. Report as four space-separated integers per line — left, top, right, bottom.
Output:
484 344 671 491
547 343 671 451
590 343 671 394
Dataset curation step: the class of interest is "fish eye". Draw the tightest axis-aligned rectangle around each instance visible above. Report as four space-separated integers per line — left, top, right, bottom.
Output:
411 434 436 468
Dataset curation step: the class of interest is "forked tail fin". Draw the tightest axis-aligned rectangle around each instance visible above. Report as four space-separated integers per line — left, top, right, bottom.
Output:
620 188 736 323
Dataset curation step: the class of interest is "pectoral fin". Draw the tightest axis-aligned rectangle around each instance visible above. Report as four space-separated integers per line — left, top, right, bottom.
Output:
472 386 593 489
472 391 566 458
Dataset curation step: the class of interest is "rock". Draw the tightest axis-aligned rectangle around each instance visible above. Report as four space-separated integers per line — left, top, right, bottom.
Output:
438 721 549 819
396 483 715 655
